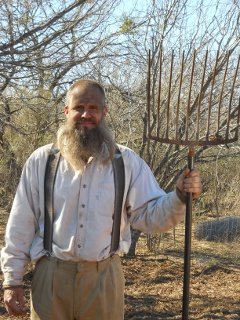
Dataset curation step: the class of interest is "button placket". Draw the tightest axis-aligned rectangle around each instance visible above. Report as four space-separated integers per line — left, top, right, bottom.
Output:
75 177 88 255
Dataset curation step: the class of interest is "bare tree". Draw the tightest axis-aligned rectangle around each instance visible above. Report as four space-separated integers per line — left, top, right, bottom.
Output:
102 0 240 255
0 0 124 205
104 0 239 185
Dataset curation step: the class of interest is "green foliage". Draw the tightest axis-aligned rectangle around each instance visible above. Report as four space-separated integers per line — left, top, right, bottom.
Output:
120 15 136 34
0 84 64 209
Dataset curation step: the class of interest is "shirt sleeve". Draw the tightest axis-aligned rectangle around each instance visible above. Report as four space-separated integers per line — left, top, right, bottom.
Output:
1 153 42 286
125 153 186 234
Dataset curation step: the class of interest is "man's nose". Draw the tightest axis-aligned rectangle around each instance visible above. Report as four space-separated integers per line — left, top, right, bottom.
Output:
81 108 91 117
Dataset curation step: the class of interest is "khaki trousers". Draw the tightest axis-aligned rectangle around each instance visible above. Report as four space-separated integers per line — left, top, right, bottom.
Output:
30 255 125 320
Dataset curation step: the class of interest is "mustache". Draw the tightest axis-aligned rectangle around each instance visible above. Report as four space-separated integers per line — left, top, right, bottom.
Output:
76 118 96 125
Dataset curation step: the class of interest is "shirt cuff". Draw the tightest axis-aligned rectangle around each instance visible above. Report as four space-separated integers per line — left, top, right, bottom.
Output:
2 272 23 288
2 284 23 290
176 187 186 203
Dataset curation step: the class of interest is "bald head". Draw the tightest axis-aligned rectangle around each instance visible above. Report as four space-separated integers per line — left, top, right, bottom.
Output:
66 79 106 107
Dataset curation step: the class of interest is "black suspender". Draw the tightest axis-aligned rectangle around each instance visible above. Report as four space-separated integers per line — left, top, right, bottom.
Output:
43 147 61 253
110 147 125 253
43 145 125 254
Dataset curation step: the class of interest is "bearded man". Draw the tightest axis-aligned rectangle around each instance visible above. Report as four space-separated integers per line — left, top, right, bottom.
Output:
1 79 202 320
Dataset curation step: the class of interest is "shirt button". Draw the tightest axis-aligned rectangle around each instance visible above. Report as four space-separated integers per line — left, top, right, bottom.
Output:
81 204 85 208
80 224 83 228
83 184 87 188
78 245 81 248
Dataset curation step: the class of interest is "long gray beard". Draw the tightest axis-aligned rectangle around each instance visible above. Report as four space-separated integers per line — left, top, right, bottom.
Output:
57 119 116 172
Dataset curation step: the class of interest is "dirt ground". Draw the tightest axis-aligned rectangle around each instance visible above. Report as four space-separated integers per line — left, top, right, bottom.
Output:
0 209 240 320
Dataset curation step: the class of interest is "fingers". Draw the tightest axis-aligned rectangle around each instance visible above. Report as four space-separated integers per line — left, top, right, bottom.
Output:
177 168 202 200
178 168 191 180
182 169 202 199
4 288 27 316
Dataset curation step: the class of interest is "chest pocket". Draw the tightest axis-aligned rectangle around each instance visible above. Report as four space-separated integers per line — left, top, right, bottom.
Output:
97 182 115 217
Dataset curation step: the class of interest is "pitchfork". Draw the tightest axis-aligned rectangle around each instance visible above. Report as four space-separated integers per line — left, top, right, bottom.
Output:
147 48 240 320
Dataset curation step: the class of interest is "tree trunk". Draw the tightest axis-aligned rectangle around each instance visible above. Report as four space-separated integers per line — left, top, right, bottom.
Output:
126 227 142 257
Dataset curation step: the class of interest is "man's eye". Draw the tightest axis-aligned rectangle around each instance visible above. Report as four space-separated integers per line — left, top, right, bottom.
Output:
90 107 100 112
74 106 100 113
75 106 83 111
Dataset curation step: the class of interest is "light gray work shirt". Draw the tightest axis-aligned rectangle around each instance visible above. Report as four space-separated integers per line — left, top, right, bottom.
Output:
1 143 185 286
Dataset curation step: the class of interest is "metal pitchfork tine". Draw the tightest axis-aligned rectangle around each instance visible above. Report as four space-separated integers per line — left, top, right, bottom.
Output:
147 49 240 320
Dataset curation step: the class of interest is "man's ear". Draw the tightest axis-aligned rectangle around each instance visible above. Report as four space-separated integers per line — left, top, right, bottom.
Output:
103 106 107 117
64 105 69 116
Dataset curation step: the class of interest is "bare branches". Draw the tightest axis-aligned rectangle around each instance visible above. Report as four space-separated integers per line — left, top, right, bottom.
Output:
0 0 239 202
0 0 89 52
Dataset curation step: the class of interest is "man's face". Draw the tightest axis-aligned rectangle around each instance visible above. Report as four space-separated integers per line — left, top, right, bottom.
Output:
65 86 107 131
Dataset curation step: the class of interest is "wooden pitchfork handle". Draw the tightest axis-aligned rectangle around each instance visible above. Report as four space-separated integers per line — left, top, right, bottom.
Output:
182 147 195 320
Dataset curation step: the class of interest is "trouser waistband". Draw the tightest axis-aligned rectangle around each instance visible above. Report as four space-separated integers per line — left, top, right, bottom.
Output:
39 254 119 273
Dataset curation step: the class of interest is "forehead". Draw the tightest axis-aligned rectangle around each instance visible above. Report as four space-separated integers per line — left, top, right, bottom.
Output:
68 86 104 106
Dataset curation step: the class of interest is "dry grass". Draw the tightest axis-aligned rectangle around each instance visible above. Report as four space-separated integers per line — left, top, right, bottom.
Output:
123 224 240 319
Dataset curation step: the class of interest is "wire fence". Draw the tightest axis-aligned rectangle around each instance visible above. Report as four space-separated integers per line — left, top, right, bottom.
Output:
138 211 240 269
